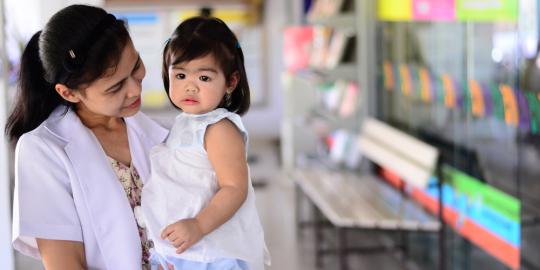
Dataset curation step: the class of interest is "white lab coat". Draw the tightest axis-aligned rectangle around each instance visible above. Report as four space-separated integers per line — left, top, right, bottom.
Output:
12 106 168 270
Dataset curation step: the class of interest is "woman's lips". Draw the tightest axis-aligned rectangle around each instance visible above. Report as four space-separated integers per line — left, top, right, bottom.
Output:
126 97 141 109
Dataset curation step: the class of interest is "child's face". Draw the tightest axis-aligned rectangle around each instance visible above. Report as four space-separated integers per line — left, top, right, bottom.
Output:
168 54 232 114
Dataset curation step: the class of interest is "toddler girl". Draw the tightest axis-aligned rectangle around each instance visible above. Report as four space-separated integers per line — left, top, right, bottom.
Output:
140 16 270 270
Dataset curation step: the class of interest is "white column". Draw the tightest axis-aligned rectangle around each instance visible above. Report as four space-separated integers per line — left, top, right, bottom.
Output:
0 0 15 267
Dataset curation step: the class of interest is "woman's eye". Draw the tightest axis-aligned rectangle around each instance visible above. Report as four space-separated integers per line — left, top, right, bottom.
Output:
199 76 211 82
107 85 123 95
175 74 185 79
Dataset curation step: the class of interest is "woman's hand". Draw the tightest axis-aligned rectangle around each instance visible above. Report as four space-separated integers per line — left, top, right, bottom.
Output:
161 218 204 254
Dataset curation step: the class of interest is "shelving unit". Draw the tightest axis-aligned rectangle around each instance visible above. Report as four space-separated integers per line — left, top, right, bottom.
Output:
307 12 356 29
281 2 444 270
282 0 376 169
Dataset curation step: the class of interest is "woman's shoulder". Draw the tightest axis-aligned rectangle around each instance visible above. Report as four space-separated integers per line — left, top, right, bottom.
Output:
125 111 170 144
18 118 66 149
15 126 66 163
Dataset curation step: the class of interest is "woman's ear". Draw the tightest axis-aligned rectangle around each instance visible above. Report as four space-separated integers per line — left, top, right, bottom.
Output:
227 71 240 93
54 84 81 103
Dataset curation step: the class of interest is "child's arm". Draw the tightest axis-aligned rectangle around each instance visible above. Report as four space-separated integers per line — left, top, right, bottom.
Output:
161 118 248 254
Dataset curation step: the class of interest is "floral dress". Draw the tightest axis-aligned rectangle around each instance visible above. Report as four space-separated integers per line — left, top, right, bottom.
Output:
108 157 153 270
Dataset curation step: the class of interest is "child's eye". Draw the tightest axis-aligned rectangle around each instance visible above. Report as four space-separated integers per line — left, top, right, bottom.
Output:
199 76 211 82
175 73 185 79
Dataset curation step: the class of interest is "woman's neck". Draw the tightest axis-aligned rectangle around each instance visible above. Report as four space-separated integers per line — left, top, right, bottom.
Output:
76 108 124 131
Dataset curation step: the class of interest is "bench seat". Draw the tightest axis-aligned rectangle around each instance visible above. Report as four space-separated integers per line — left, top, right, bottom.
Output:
293 168 440 231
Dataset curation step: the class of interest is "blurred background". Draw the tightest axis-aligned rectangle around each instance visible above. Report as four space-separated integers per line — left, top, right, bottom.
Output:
1 0 539 269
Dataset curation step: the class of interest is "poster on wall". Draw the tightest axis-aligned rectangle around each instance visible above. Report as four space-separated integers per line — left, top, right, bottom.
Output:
381 165 521 269
113 11 170 109
456 0 518 21
378 0 413 21
111 5 267 109
437 167 521 270
378 0 518 22
413 0 456 21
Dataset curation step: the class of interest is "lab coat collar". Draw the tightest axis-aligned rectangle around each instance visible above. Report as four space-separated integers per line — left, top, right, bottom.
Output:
44 105 168 146
43 106 168 269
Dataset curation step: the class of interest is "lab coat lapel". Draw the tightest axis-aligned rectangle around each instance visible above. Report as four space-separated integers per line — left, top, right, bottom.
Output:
125 113 169 184
52 109 142 270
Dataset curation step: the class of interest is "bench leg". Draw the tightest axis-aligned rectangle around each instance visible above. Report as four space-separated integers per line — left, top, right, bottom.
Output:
460 235 471 270
400 230 409 257
314 206 324 268
336 227 348 270
294 184 302 238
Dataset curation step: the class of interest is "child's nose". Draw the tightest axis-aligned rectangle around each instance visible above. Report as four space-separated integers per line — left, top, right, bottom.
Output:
184 81 198 93
185 85 198 93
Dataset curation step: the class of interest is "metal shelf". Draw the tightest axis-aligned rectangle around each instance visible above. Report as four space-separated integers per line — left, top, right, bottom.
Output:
312 63 358 81
308 12 357 29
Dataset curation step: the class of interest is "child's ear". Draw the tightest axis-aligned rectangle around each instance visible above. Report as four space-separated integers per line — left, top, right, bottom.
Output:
54 84 81 103
227 71 240 93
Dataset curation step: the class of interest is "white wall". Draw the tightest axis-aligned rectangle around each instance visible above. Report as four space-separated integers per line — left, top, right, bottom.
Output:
241 0 285 140
4 0 104 64
0 85 14 270
1 2 14 270
1 0 14 267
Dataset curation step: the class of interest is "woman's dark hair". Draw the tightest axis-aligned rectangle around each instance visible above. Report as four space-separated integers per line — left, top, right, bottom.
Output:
162 16 250 115
5 5 130 142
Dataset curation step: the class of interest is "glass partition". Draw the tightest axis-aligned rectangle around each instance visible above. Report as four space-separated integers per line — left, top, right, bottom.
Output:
376 1 539 269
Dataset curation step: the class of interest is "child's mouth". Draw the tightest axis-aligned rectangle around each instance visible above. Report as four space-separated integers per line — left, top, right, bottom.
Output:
182 98 199 104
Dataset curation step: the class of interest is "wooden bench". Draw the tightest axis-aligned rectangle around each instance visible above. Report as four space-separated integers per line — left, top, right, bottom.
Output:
292 117 444 270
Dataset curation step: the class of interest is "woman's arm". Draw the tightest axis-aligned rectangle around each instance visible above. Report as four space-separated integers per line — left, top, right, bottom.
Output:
161 119 248 253
36 239 86 270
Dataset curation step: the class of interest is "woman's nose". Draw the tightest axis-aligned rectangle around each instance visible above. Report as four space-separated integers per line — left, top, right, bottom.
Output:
126 78 142 97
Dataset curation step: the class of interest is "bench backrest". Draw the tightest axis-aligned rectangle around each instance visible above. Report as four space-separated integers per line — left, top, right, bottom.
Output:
357 118 439 189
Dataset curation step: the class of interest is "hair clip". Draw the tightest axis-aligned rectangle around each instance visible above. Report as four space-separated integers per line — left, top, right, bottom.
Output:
236 42 241 49
164 38 171 45
68 49 76 59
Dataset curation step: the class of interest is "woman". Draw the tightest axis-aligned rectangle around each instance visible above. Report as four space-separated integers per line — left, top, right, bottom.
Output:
5 5 168 269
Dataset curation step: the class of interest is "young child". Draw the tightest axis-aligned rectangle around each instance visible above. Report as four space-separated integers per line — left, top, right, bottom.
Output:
139 16 270 270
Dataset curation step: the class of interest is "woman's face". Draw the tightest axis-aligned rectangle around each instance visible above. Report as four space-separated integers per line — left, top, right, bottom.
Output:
72 40 145 118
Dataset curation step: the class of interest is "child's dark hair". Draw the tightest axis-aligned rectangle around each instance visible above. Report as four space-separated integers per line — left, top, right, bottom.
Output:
5 5 130 142
162 16 250 115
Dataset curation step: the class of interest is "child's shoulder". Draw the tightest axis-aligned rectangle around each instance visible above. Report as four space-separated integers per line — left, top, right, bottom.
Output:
204 109 248 145
206 117 240 136
168 108 248 149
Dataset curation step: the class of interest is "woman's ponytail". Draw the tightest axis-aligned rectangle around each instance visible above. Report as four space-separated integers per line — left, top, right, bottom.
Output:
5 31 64 142
5 5 129 143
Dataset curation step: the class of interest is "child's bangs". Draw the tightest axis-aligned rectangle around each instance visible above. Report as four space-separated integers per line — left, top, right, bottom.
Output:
169 38 219 67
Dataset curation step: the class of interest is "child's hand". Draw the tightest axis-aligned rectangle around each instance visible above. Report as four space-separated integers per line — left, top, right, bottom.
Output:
160 218 204 254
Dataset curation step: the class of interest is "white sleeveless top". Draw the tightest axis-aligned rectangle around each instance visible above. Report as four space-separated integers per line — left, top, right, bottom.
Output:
140 108 270 270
